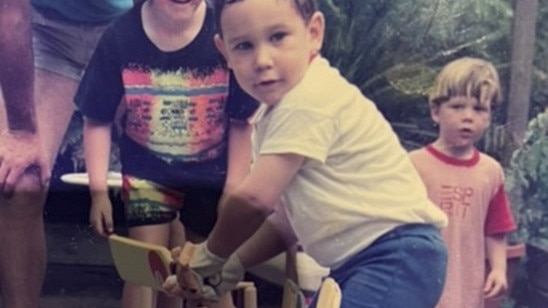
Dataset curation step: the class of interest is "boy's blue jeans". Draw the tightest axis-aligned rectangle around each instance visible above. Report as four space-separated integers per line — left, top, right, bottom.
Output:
310 224 447 308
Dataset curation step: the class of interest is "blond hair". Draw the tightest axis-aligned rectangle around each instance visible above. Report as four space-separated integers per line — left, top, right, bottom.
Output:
429 57 502 109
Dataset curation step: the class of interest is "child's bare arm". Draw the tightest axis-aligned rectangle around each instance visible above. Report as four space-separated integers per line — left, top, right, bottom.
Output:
484 233 508 298
83 117 114 237
208 153 304 258
224 119 253 193
236 215 292 267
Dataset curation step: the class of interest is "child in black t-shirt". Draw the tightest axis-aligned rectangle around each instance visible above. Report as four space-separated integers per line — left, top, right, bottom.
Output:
75 1 257 307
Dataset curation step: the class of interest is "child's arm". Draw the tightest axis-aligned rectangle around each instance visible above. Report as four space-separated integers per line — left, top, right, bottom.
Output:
164 214 290 300
237 212 295 267
484 233 508 298
83 117 114 238
208 153 304 258
166 154 302 302
224 119 253 194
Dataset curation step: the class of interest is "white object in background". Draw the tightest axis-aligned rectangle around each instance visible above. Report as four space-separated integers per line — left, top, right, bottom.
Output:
295 252 330 306
60 171 123 188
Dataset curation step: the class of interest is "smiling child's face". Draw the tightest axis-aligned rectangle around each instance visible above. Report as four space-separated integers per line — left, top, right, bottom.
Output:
214 0 324 105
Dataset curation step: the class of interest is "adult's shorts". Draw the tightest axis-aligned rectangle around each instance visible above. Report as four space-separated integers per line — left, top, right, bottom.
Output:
32 8 110 80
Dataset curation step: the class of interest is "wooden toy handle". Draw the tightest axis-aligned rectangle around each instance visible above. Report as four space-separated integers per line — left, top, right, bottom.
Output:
176 243 202 298
175 243 218 308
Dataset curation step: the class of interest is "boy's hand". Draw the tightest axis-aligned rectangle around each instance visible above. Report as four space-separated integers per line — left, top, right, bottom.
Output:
177 242 226 302
167 242 245 302
162 255 245 305
162 275 206 306
204 252 245 299
89 192 114 238
484 269 508 298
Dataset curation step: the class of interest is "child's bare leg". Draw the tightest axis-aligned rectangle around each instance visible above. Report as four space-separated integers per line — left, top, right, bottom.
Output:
156 218 186 308
168 214 186 247
123 223 172 308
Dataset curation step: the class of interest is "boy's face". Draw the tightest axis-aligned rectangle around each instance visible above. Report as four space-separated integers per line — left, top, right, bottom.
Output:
431 96 492 151
214 0 324 105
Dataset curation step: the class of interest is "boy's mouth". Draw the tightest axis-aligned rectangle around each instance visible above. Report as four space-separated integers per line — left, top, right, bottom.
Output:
171 0 192 3
458 128 474 138
258 80 277 86
257 77 280 86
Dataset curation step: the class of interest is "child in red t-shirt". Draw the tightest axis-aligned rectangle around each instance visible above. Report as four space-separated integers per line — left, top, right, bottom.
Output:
409 57 516 308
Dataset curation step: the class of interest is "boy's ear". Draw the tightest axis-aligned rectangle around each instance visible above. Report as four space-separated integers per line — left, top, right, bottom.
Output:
214 34 231 67
430 104 440 125
308 12 325 52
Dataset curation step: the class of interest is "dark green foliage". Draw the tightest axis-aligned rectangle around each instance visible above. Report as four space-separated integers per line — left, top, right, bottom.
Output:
531 0 548 115
59 0 548 167
506 110 548 244
319 0 514 149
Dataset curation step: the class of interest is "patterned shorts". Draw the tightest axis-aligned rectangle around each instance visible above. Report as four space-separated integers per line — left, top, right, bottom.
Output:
121 175 222 236
121 175 184 227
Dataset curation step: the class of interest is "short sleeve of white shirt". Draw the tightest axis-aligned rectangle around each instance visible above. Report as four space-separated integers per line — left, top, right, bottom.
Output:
259 109 336 164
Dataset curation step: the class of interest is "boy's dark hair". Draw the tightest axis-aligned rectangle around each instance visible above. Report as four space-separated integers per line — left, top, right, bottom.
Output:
212 0 318 35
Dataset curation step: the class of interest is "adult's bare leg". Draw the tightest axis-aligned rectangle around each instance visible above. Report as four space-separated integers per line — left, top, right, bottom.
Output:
0 0 35 132
0 175 46 308
32 69 77 166
0 68 77 308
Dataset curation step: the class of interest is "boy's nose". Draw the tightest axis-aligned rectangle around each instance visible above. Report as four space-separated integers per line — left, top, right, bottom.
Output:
254 46 273 71
462 108 474 121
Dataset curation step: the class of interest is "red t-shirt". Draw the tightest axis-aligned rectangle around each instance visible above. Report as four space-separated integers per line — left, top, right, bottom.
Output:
410 145 515 308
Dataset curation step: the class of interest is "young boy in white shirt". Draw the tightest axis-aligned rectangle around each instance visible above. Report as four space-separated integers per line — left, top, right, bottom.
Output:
164 0 449 307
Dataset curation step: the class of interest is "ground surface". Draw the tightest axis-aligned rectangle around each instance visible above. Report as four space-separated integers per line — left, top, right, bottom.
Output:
35 223 282 308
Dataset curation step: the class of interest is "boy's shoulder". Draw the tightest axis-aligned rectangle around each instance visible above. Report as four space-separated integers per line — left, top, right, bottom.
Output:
285 57 365 108
93 3 143 53
103 2 140 35
305 57 347 88
408 147 428 158
408 146 426 154
477 150 504 170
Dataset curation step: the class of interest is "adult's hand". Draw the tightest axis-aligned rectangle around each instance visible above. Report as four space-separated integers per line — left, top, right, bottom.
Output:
0 130 49 196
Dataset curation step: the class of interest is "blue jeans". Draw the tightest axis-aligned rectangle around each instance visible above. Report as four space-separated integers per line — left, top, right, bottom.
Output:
310 224 447 308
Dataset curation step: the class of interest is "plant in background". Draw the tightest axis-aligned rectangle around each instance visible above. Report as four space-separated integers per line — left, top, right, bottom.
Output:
58 113 121 174
503 108 548 308
478 123 520 168
57 114 84 172
319 0 514 147
505 108 548 245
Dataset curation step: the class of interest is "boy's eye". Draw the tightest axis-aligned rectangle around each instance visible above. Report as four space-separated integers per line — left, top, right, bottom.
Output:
270 32 287 42
474 105 489 112
450 104 464 110
233 41 252 51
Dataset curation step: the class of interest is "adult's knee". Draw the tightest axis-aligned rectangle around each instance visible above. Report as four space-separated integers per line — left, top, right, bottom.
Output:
0 172 47 222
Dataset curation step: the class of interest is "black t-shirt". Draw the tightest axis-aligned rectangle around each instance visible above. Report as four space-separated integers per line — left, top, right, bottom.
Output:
75 2 257 190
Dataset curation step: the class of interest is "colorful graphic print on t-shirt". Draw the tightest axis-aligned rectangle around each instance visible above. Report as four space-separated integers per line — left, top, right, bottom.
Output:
121 65 230 163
